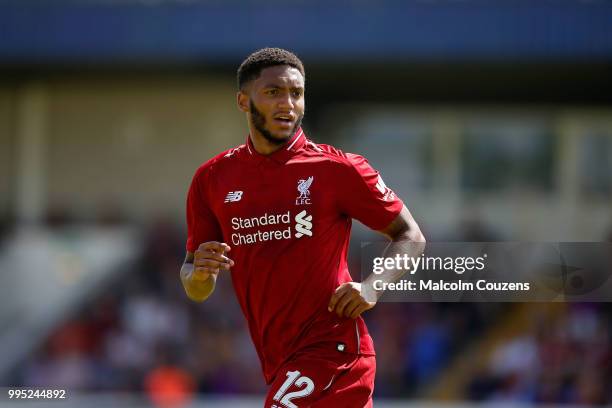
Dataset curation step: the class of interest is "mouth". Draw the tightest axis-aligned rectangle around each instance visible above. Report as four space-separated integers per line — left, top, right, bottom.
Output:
272 113 296 128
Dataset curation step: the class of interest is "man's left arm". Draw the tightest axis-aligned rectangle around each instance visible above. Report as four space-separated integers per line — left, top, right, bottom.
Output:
328 205 426 319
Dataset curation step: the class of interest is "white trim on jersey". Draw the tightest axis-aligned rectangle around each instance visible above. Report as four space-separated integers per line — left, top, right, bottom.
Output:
322 374 336 391
286 128 304 150
307 140 323 152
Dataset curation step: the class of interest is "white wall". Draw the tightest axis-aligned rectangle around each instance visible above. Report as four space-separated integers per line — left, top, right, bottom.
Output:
2 77 246 223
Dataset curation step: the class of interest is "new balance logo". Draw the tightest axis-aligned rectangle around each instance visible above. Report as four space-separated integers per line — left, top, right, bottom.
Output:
294 210 313 238
224 191 243 203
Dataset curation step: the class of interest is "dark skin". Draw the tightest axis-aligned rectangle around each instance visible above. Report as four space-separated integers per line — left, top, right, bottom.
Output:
237 64 305 155
181 65 426 318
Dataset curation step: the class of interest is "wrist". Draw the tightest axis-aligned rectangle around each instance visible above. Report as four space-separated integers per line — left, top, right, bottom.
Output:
361 277 383 303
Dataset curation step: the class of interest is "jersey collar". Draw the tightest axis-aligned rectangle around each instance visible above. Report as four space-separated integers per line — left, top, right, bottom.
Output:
246 127 306 164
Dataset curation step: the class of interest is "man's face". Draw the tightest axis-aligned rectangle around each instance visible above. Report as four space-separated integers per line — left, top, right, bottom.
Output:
240 65 305 145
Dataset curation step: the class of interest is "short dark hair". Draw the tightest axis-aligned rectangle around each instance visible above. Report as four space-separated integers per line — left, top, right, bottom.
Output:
237 47 305 90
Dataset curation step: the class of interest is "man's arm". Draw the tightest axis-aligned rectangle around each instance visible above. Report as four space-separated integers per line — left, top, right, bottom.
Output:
364 205 426 298
328 205 426 318
180 242 234 302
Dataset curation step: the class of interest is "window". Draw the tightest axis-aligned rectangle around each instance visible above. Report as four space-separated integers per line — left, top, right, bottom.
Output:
461 118 555 192
331 109 433 192
579 130 612 196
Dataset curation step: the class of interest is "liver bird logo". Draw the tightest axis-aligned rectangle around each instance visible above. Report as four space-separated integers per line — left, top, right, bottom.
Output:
297 176 314 199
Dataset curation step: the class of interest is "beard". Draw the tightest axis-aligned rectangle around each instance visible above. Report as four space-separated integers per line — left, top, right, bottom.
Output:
249 99 303 146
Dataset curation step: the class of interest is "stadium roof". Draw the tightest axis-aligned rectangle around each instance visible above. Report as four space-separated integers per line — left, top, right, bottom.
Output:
1 0 611 64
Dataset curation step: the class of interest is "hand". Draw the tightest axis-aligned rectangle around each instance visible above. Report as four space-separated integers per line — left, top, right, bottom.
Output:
192 241 234 282
328 282 376 319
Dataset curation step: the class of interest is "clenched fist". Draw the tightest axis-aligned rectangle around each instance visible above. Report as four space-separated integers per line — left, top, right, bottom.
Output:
192 241 234 282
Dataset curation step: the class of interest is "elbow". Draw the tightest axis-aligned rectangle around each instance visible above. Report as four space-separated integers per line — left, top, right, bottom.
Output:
394 225 426 244
181 280 211 303
180 267 214 303
413 226 426 253
417 231 426 254
186 291 209 303
416 230 426 244
394 225 426 254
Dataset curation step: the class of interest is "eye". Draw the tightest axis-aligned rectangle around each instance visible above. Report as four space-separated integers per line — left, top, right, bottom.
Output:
291 89 303 98
265 89 279 96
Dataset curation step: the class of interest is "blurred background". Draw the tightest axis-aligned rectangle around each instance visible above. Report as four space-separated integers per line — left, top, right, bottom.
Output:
1 0 611 407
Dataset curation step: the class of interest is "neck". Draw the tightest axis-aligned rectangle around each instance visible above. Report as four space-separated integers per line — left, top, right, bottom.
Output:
248 126 294 155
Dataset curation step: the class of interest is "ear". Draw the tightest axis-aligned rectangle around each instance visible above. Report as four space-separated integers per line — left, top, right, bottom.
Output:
237 91 249 113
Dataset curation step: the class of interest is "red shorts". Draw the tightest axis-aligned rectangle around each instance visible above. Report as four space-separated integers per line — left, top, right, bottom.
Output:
265 344 376 408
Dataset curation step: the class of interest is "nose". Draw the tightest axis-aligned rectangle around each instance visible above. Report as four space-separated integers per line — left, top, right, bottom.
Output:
277 92 294 110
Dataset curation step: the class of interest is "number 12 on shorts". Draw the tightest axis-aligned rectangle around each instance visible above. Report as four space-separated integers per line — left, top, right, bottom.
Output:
271 370 315 408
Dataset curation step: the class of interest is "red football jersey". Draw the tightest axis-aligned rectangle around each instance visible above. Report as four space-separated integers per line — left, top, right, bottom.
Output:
186 128 403 384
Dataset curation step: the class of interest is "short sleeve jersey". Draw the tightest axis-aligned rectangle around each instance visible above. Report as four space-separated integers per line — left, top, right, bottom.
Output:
186 128 404 384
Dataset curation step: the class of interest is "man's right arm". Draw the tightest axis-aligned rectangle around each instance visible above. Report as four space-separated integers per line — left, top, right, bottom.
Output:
180 242 234 302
